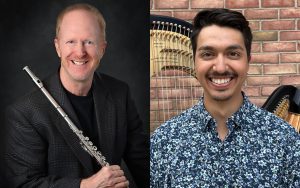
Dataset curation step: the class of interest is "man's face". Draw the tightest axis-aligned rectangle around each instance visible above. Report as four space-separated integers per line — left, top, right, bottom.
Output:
54 9 106 85
194 25 249 102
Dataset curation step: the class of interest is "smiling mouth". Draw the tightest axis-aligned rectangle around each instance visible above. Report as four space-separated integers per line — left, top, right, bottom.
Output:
210 78 232 85
71 60 88 65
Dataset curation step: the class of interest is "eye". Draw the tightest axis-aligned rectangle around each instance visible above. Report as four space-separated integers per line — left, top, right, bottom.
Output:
228 51 241 59
65 40 77 46
66 40 75 44
199 51 215 60
84 40 95 46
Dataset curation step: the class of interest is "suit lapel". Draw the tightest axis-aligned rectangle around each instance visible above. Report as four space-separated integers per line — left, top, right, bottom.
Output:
44 73 94 173
92 73 116 164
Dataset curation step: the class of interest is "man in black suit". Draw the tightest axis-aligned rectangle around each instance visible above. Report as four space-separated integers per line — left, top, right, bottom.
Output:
4 3 149 188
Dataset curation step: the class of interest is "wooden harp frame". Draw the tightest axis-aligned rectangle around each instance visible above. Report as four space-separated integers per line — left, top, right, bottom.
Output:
150 15 201 132
262 85 300 132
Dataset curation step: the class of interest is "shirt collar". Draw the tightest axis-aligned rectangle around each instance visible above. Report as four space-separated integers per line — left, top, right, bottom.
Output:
196 92 253 131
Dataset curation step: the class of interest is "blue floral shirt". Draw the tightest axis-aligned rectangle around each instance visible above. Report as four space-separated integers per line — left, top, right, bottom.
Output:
150 95 300 187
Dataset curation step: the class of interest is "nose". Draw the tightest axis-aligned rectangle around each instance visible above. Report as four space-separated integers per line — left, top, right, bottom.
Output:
213 55 228 73
74 42 87 57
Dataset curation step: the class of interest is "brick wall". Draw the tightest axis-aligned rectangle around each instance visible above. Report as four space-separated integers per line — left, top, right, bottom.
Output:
150 0 300 131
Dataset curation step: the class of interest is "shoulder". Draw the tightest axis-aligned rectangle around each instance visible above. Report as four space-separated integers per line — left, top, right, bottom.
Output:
247 103 300 143
5 72 66 125
95 72 129 90
151 102 203 146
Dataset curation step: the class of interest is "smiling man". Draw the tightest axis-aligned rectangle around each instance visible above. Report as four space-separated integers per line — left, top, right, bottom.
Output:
150 9 300 187
4 3 149 188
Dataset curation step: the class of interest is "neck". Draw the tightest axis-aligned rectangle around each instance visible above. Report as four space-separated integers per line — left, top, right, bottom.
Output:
204 92 243 141
204 92 243 121
59 71 93 97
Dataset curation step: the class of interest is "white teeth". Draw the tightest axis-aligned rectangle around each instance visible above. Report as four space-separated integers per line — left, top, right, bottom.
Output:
211 78 231 85
72 60 87 65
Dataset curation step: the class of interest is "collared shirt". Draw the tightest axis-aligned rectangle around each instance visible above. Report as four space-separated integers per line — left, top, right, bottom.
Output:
150 95 300 187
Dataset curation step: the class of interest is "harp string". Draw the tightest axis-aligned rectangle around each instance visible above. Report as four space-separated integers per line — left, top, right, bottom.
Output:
150 16 198 131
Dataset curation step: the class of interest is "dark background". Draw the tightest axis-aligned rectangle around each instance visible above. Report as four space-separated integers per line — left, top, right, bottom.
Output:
0 0 149 186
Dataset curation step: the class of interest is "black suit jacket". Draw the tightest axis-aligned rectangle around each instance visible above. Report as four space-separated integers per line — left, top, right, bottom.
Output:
4 72 149 188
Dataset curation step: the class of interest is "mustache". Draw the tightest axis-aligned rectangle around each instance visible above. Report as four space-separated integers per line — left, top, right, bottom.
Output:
206 71 238 77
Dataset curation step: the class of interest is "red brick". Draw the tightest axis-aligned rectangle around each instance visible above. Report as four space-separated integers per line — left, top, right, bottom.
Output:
251 53 279 64
247 76 280 85
248 64 262 75
251 43 261 53
150 89 157 99
150 11 172 17
281 53 300 63
297 42 300 51
262 20 295 30
249 98 267 107
151 77 175 88
176 77 200 87
253 31 278 41
282 76 300 85
173 11 198 21
243 87 260 96
294 21 300 31
264 64 297 74
263 42 296 52
245 9 278 19
226 0 259 8
249 21 259 31
191 0 223 8
150 122 160 133
150 111 157 122
262 0 294 7
173 99 197 110
157 69 192 76
192 87 203 98
158 110 180 121
281 31 300 40
156 0 189 9
261 86 278 96
158 88 192 98
150 100 173 110
280 9 300 18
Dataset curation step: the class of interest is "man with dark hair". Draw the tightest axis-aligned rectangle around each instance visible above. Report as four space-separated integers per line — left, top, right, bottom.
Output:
150 8 300 187
4 3 149 188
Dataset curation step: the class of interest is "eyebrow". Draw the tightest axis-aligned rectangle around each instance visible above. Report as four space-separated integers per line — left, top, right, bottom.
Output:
197 45 245 51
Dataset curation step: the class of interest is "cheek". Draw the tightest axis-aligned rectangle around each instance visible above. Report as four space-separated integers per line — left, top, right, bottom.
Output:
195 61 210 76
195 63 209 85
236 63 249 76
61 49 75 59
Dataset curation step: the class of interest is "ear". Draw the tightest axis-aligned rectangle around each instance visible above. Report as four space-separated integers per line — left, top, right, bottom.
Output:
99 42 107 58
54 38 61 58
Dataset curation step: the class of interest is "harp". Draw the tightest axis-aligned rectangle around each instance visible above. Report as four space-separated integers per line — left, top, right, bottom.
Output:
150 15 201 132
262 85 300 132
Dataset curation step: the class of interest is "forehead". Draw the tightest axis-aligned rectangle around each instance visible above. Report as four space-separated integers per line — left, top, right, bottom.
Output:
197 25 245 50
58 9 100 37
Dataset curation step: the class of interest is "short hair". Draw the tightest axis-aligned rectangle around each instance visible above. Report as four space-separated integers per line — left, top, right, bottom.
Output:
56 3 106 41
191 8 252 60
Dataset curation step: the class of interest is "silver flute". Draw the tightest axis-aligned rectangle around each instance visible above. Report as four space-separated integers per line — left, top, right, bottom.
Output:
23 66 109 167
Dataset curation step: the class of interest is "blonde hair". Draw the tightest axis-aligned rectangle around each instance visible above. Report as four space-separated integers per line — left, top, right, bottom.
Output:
56 3 106 41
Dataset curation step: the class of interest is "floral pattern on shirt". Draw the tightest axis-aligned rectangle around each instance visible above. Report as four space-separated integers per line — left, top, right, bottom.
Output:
150 95 300 188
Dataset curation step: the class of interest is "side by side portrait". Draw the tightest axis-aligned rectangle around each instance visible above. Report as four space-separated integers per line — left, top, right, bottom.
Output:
1 0 300 187
0 1 149 188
